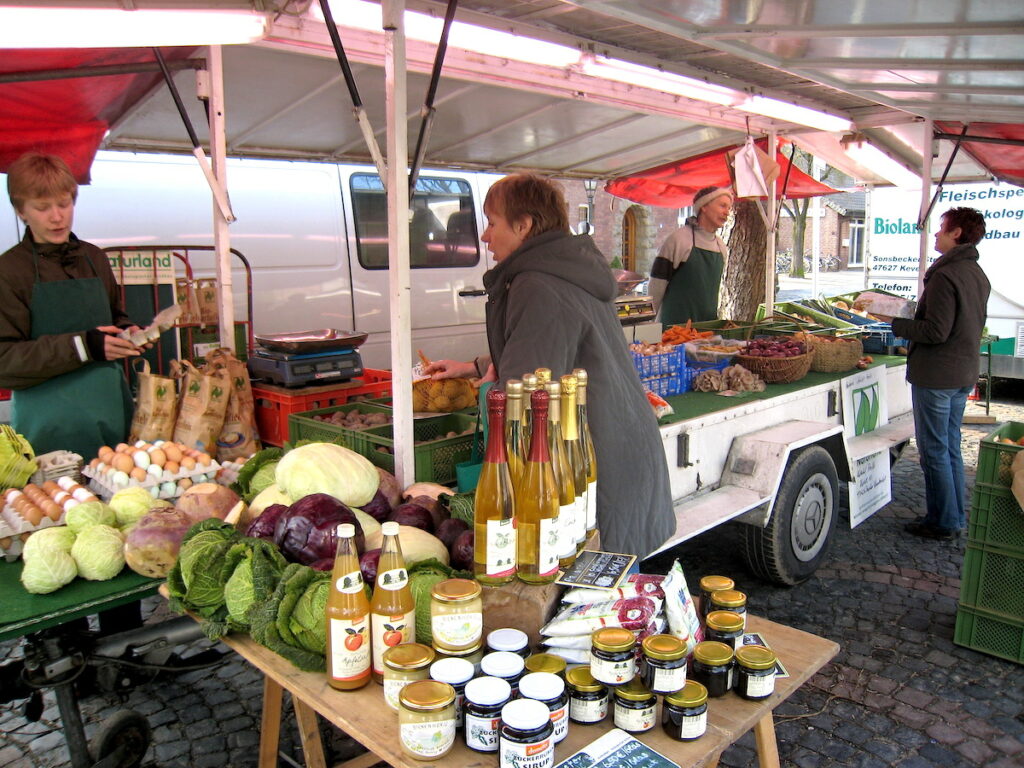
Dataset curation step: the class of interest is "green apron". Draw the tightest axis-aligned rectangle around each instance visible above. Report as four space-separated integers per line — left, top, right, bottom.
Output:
11 246 133 458
660 227 724 327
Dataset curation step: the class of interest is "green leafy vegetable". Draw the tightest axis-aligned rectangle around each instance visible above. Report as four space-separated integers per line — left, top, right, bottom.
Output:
65 501 116 533
231 447 284 503
223 540 287 632
444 492 475 525
166 519 240 630
20 550 77 594
22 526 76 558
250 563 329 672
109 487 164 529
70 524 125 581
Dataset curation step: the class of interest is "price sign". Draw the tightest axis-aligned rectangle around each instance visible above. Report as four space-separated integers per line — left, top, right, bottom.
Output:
555 550 636 590
556 728 679 768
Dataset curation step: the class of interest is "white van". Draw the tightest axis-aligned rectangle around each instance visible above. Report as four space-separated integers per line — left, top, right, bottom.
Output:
56 151 501 369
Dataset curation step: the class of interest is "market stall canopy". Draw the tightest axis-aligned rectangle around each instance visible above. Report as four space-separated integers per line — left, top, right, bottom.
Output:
605 139 839 208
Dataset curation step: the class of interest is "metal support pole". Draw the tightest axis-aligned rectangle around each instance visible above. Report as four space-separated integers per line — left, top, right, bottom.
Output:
764 131 777 310
917 118 934 299
53 681 91 768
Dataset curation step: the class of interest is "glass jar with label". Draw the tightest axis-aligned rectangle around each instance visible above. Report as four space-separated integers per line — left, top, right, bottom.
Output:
691 641 734 698
486 628 530 658
590 627 636 686
481 651 526 697
429 657 475 728
566 666 608 725
382 643 436 711
699 575 734 619
663 681 708 742
500 698 554 768
398 680 457 761
705 610 745 651
612 678 658 734
525 653 566 678
464 676 512 754
434 641 484 676
518 672 569 743
735 644 778 701
431 578 483 652
639 634 688 694
709 589 747 631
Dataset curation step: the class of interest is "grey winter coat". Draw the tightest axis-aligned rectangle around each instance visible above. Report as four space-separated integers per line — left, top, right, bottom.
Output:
482 230 675 559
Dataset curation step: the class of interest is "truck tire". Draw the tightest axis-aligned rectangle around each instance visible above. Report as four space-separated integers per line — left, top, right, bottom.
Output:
742 445 838 586
90 709 150 768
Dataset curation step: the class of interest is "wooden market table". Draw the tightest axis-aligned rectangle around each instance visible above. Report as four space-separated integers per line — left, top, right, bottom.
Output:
213 613 838 768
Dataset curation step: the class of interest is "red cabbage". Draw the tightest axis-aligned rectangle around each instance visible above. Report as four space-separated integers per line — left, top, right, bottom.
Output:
245 503 288 540
389 502 434 533
436 518 469 551
273 493 364 565
360 489 393 523
359 549 381 585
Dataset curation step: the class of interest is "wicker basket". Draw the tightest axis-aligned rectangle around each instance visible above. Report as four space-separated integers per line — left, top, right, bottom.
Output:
733 349 814 384
804 335 863 373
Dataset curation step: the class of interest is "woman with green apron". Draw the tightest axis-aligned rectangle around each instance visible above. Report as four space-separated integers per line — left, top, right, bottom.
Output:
1 153 140 459
648 186 734 327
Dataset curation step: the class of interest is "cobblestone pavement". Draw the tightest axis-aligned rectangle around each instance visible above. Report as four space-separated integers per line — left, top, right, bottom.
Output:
2 383 1023 768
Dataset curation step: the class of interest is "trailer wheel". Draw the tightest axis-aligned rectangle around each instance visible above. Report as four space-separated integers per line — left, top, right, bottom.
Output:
743 445 838 586
90 710 150 768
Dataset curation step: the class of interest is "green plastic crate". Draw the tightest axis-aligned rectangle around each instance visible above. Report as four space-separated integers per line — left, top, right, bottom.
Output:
969 484 1024 555
959 542 1024 619
954 604 1024 665
360 413 479 485
691 319 756 340
976 422 1024 488
287 402 393 453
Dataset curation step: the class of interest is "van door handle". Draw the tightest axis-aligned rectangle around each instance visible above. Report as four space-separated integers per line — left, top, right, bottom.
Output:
458 289 487 297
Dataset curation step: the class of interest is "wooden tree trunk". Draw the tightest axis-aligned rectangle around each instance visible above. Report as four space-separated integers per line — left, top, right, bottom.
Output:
720 199 768 322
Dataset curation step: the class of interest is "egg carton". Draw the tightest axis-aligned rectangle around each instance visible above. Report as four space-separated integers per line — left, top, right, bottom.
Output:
29 450 84 486
0 509 68 562
82 461 220 501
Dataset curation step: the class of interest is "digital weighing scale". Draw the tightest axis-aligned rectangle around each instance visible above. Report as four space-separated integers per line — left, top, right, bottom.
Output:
246 329 367 387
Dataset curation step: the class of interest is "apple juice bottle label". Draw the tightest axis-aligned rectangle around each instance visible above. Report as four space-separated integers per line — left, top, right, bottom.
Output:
329 616 370 683
371 611 414 676
376 567 409 591
538 516 559 576
335 570 364 594
486 518 517 577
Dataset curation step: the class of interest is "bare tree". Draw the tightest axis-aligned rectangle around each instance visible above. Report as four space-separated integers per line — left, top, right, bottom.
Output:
719 199 767 322
779 149 843 277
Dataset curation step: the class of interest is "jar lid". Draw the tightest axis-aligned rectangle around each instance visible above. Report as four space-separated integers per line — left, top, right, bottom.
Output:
524 653 566 676
665 681 708 708
437 641 483 659
710 588 747 608
487 628 528 652
640 634 686 661
693 641 734 667
465 676 512 707
481 651 526 679
565 666 604 693
383 642 435 670
399 680 455 712
501 698 550 731
592 627 636 652
431 578 482 602
429 657 475 685
613 678 654 702
518 672 565 702
735 644 777 670
699 574 734 593
706 610 745 633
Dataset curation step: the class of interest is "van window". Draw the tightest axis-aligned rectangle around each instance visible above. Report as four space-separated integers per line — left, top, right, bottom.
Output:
351 174 479 269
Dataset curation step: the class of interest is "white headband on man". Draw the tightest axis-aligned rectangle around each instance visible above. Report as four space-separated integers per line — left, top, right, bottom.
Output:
693 187 734 214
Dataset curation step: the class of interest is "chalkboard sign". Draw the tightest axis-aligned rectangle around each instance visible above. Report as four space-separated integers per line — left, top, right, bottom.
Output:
556 550 636 590
555 728 679 768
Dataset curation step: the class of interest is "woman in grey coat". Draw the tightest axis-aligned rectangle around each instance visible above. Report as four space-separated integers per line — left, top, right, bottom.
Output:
427 173 674 559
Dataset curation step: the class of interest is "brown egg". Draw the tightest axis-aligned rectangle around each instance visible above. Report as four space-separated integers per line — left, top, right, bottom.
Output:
89 457 101 470
115 443 130 453
98 445 114 459
163 460 180 476
130 467 148 483
196 452 212 466
113 454 135 474
163 444 183 463
22 503 43 526
43 500 63 521
148 447 167 467
177 477 193 492
42 481 60 495
66 483 85 495
180 456 196 471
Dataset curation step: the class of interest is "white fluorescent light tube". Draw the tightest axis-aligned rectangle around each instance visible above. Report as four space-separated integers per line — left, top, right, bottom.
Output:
582 56 737 106
737 95 852 133
844 140 921 189
0 8 268 47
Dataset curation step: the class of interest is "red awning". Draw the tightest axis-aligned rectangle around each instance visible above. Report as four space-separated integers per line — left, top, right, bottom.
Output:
0 48 196 183
606 138 839 208
935 121 1024 187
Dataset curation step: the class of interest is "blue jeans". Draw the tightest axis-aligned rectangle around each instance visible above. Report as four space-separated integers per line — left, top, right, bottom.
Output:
911 384 972 531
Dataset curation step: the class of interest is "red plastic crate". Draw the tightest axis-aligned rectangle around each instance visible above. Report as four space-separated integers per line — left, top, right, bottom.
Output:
252 369 392 446
0 389 10 402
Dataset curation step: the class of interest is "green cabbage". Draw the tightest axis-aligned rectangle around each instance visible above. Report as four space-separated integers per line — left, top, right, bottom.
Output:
110 487 166 528
275 443 379 508
223 540 287 632
65 501 116 533
250 563 330 672
231 447 284 503
21 551 77 594
22 526 76 559
289 576 330 653
249 484 292 516
70 524 125 581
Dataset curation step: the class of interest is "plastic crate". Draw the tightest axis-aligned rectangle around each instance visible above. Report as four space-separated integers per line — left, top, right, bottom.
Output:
0 389 10 402
969 484 1024 554
287 402 394 453
684 358 730 390
976 422 1024 488
959 542 1024 619
691 320 755 341
252 369 392 446
360 413 479 485
631 346 683 378
640 373 686 397
954 604 1024 665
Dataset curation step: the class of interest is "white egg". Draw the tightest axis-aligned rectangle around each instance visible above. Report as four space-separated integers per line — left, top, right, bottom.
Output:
134 440 148 448
111 470 130 487
72 488 93 502
159 481 177 498
62 497 80 511
7 490 23 502
152 440 165 447
57 476 76 490
96 461 107 473
194 473 209 483
150 485 161 498
133 451 151 469
147 464 163 478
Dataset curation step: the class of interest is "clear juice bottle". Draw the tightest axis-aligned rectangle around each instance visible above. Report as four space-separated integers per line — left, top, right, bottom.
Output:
515 389 560 584
474 387 517 585
504 379 526 485
545 381 577 569
560 374 589 551
370 521 416 683
573 367 599 535
326 523 371 690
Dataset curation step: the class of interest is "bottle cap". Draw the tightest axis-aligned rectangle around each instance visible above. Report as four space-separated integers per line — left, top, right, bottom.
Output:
524 653 566 676
487 628 528 653
429 657 475 685
465 676 512 707
481 651 525 679
336 523 355 538
700 574 735 593
501 698 550 730
591 627 636 653
381 521 400 536
432 578 482 602
519 672 565 702
711 589 746 608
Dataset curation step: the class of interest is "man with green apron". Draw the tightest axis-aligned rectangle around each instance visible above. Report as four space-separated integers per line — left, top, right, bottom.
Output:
1 153 139 460
649 186 734 327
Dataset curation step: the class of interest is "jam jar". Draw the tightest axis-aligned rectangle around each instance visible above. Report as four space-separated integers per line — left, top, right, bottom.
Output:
430 578 483 652
525 652 566 678
735 644 778 701
640 634 687 694
662 681 709 742
690 640 734 698
699 575 734 619
433 642 484 675
398 680 457 761
708 589 747 631
463 676 512 753
518 672 569 743
612 678 658 734
499 699 554 768
481 651 526 697
589 627 636 686
429 657 474 727
382 643 436 711
486 628 530 658
565 666 608 725
705 610 745 651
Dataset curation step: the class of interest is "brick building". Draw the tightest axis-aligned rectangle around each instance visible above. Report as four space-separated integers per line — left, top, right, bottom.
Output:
774 191 867 271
